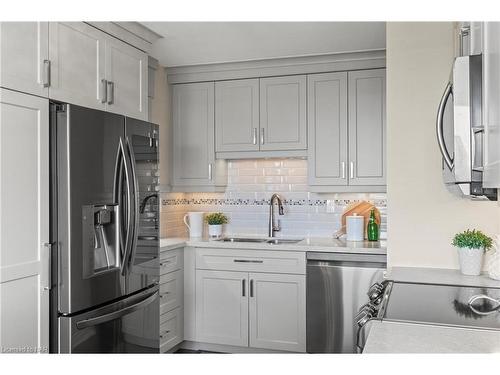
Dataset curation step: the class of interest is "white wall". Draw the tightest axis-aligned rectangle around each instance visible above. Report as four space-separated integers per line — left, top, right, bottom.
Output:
387 22 500 269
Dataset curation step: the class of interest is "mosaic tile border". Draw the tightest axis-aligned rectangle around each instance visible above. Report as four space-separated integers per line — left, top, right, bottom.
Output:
161 198 387 207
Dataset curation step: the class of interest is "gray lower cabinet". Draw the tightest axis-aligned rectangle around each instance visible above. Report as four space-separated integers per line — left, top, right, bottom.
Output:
215 79 259 152
259 75 307 151
307 72 348 186
348 69 386 186
307 69 386 191
172 82 226 191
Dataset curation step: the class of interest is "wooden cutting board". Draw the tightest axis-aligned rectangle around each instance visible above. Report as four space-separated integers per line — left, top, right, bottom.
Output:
339 201 381 237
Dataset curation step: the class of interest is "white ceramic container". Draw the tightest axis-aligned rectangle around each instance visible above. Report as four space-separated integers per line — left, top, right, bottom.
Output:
346 214 364 241
457 247 484 276
208 224 223 238
183 212 204 238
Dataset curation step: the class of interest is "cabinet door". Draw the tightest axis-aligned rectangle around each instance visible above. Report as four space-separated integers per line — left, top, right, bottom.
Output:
215 79 259 152
307 72 348 186
105 35 148 120
48 22 106 110
195 270 248 347
172 82 216 187
0 22 49 97
0 89 50 353
348 69 386 186
259 75 307 151
249 273 306 352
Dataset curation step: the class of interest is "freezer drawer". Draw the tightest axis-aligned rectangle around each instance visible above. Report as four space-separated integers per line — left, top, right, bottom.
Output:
58 286 159 353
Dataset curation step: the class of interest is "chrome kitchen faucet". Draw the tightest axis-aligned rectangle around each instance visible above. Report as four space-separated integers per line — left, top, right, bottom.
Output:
268 193 284 237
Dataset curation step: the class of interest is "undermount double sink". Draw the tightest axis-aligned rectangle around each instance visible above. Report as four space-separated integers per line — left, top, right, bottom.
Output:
219 237 304 245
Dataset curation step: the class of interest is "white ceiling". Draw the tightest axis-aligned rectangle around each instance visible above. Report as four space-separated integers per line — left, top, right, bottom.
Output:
141 22 386 67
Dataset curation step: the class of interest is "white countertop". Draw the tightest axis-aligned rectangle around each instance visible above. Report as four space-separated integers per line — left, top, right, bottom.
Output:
386 266 500 288
364 321 500 353
160 236 386 255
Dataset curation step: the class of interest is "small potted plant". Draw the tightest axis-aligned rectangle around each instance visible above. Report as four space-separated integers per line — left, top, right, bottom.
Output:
452 229 493 276
205 212 228 238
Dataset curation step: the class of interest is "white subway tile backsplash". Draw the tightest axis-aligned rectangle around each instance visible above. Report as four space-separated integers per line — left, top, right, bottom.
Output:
161 159 387 239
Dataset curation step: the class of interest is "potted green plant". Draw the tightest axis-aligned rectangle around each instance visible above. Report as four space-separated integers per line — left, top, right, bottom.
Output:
452 229 493 276
205 212 228 238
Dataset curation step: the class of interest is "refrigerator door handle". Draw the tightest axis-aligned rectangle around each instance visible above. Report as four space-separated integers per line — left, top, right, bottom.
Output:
117 137 134 276
75 290 158 329
124 137 139 273
113 138 127 263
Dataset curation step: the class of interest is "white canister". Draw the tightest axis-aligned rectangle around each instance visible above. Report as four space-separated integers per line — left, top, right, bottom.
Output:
183 212 204 238
346 214 364 241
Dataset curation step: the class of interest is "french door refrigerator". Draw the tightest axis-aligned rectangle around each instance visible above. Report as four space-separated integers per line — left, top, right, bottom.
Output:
49 103 160 353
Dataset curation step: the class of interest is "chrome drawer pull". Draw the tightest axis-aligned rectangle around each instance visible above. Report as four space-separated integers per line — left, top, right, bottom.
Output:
160 260 172 266
233 259 263 263
160 330 171 339
160 292 170 298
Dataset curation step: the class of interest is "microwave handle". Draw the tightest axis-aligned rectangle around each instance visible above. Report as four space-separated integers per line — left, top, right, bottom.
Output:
436 82 454 170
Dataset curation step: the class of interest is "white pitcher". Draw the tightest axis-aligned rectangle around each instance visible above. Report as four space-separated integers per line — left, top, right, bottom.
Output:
183 212 204 238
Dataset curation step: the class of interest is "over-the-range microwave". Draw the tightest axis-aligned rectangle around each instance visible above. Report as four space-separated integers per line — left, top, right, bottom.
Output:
436 53 497 201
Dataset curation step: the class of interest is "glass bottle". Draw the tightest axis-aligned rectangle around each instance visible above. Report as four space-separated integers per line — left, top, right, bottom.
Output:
367 208 379 241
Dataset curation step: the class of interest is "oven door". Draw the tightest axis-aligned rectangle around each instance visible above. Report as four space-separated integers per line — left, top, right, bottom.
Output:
58 286 159 353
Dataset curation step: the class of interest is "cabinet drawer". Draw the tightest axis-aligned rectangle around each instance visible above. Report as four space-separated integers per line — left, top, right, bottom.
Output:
160 248 183 275
160 308 183 353
195 248 306 275
160 270 183 315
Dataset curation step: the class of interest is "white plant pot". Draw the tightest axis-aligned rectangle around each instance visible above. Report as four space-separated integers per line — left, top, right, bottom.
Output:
208 224 223 238
457 247 484 276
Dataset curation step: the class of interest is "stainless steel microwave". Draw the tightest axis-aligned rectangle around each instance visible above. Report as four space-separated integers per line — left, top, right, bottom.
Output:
436 54 497 201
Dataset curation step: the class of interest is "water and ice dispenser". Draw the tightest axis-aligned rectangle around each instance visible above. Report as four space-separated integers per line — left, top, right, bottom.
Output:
82 204 120 278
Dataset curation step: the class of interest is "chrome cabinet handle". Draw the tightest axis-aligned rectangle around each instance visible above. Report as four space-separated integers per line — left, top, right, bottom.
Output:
341 162 346 179
100 79 108 104
250 279 254 298
42 60 51 88
160 260 171 266
43 242 54 291
208 163 213 180
242 279 246 297
107 81 114 104
160 292 170 298
233 259 263 263
350 162 354 179
260 128 265 145
252 128 257 145
436 82 454 170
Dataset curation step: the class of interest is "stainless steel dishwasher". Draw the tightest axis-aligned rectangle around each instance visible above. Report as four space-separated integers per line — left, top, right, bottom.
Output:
306 251 387 353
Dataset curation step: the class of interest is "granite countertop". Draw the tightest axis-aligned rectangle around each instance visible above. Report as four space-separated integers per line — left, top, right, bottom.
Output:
363 321 500 353
160 236 386 255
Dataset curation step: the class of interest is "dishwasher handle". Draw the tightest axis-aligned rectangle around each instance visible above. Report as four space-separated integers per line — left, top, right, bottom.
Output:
307 251 387 264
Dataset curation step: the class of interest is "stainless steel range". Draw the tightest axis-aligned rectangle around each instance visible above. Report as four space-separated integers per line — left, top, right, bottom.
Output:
356 281 500 352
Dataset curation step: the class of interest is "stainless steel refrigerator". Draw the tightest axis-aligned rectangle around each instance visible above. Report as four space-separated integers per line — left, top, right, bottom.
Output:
49 103 160 353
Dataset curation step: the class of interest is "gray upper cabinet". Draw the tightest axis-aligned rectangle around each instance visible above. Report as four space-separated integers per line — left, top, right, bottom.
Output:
173 82 225 189
348 69 386 186
215 79 260 152
49 22 148 119
48 22 106 111
307 72 348 186
259 75 307 151
0 22 49 97
104 35 148 120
